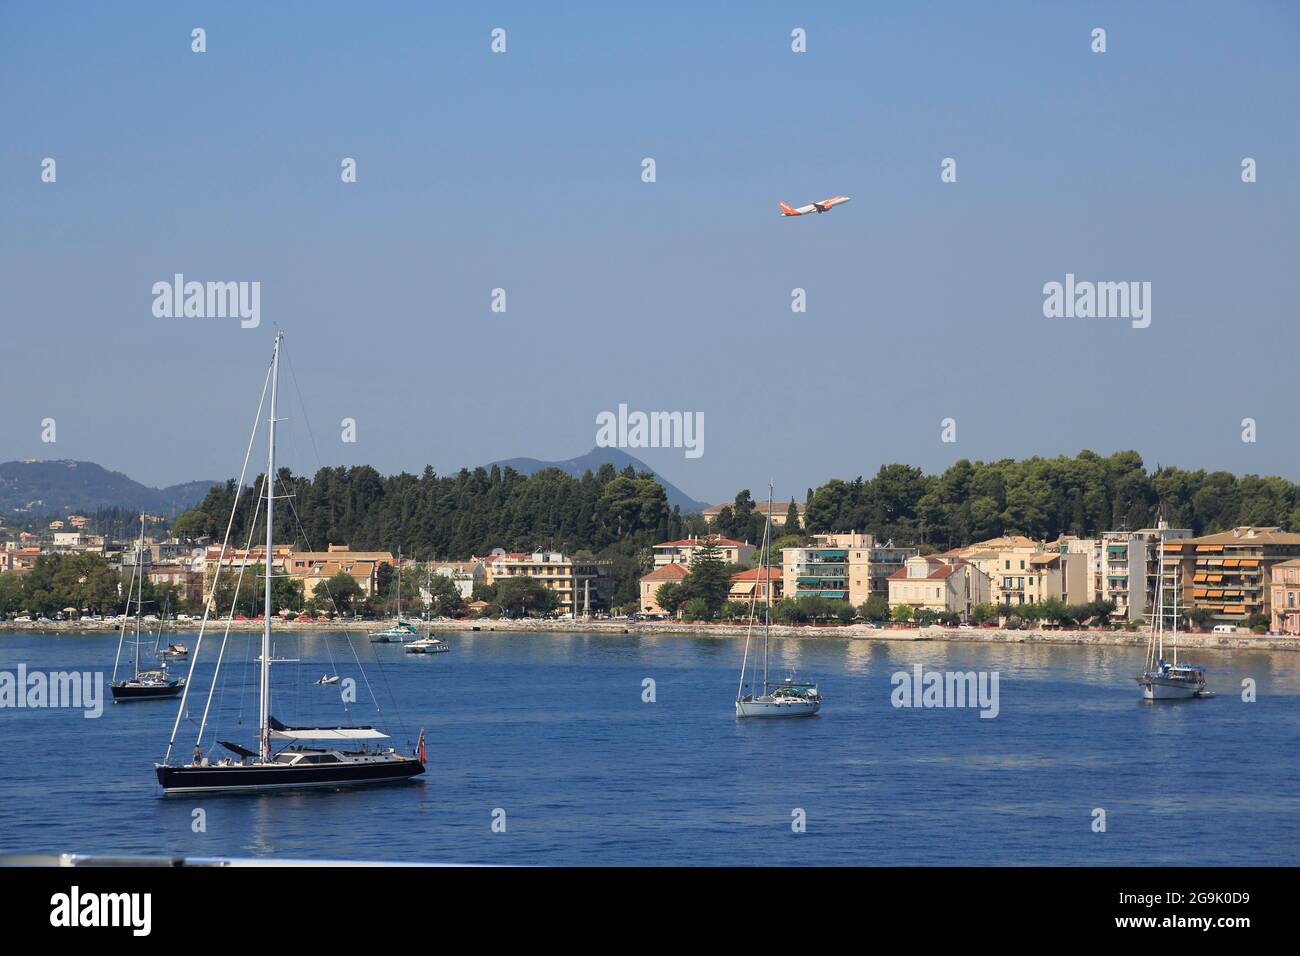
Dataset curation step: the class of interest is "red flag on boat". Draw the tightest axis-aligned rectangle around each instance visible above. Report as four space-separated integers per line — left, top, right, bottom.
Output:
417 728 426 764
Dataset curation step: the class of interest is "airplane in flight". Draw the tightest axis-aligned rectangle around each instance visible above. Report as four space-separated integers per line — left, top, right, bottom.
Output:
779 195 850 217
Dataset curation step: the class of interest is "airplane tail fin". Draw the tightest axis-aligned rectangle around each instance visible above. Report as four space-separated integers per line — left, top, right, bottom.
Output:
779 201 799 216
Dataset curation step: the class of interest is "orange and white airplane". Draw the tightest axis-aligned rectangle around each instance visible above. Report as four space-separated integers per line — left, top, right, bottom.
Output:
779 195 850 217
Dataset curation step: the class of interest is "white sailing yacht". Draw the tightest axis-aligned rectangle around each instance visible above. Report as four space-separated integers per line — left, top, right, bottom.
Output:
1136 522 1209 701
735 484 822 718
371 546 418 643
110 513 185 702
406 564 449 653
155 332 425 793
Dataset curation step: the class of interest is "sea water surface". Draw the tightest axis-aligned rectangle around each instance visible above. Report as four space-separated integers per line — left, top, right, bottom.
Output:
1 629 1298 865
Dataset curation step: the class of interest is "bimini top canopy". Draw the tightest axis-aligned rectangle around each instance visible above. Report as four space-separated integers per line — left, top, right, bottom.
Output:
267 716 390 741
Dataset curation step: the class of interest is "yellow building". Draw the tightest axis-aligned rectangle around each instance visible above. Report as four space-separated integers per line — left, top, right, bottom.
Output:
950 535 1087 607
887 556 990 620
283 544 394 599
638 562 689 614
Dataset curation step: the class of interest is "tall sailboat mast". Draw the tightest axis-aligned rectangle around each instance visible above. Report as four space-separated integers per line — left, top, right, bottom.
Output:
762 482 773 694
1156 531 1165 663
1171 552 1179 666
134 512 145 677
259 331 282 762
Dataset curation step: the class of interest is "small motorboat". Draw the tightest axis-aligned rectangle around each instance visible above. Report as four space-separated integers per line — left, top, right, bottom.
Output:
315 674 340 685
161 642 189 659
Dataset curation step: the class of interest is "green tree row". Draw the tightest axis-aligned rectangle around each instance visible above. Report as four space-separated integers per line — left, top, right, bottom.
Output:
799 451 1300 549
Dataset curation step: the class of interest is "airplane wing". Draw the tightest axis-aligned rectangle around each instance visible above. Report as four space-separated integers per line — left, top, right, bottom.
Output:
813 195 850 212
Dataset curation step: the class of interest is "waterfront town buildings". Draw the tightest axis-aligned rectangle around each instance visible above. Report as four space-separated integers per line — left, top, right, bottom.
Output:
10 504 1300 634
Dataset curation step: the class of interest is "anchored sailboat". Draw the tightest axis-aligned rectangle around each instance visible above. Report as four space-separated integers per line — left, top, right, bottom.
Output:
1136 522 1210 701
154 332 425 793
735 484 822 718
371 547 418 643
110 513 185 702
406 565 449 653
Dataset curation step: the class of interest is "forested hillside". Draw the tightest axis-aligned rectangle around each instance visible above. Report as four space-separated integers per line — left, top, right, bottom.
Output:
802 451 1300 549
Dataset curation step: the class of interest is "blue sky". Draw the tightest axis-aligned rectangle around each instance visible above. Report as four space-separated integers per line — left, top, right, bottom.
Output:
2 1 1297 504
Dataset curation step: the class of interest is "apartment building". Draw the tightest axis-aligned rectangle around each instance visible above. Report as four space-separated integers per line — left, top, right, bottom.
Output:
1050 535 1102 603
652 534 755 568
1098 526 1193 622
484 550 614 616
887 555 990 620
1162 526 1300 625
782 532 916 605
200 545 294 587
51 531 87 551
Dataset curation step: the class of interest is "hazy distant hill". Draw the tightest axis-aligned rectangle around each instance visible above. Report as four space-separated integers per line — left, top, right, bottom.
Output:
490 447 709 514
0 460 219 517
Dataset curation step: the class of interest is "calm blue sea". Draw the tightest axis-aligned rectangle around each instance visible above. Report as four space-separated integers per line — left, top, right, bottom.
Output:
1 629 1298 865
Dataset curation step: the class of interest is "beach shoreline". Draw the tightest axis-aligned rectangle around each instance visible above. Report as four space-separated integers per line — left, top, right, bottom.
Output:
3 617 1298 652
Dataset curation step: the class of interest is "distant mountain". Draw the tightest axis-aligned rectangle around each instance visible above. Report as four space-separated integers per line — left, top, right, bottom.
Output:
490 447 710 514
0 460 219 517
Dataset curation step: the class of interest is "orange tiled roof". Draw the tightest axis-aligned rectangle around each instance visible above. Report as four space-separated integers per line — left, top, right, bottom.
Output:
730 567 783 582
655 535 748 548
641 564 690 582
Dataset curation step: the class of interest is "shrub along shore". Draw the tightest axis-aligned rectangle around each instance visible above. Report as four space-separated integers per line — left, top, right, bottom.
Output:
3 617 1298 651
